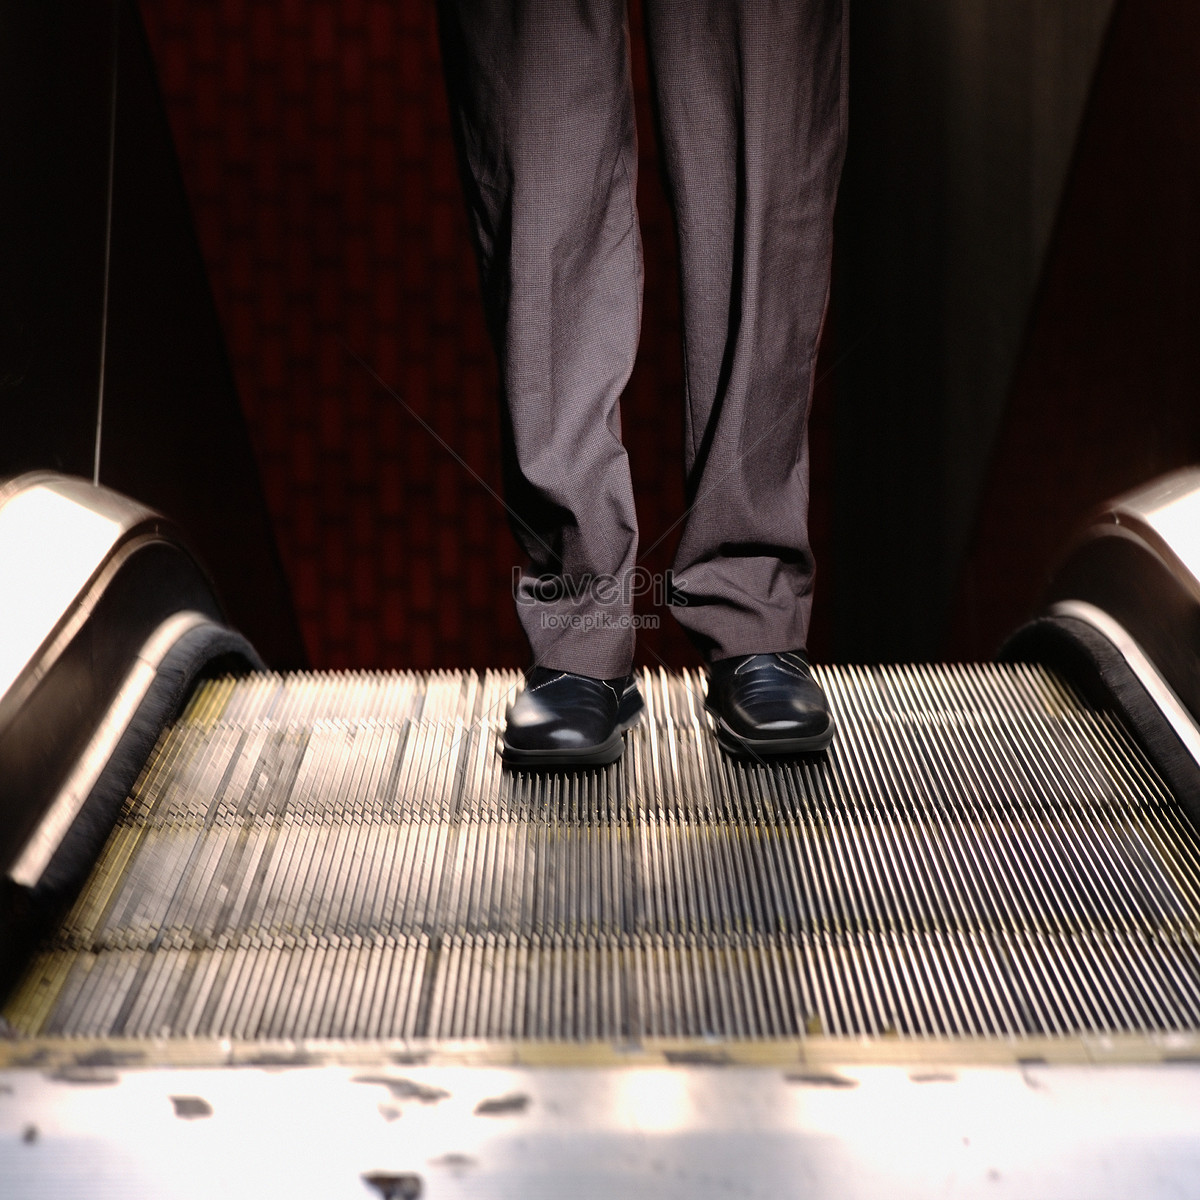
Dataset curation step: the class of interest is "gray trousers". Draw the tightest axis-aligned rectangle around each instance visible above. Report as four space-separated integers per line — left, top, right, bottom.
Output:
438 1 848 676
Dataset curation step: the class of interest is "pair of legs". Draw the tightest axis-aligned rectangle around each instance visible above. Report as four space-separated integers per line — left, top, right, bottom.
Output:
438 0 849 680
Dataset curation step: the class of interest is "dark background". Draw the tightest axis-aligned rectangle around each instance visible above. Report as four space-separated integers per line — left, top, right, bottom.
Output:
1 0 1197 671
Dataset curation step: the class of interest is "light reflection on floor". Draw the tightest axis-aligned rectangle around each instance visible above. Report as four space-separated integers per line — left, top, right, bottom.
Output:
3 1061 1200 1199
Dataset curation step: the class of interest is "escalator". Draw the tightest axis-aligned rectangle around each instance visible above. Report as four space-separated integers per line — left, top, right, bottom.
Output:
2 469 1199 1196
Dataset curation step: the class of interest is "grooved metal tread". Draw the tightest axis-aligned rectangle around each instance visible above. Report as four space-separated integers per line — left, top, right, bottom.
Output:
7 663 1200 1041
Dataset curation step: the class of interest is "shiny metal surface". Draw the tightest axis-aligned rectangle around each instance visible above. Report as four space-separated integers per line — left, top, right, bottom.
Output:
3 1059 1200 1199
8 663 1200 1041
1045 466 1200 727
1098 468 1200 599
0 473 233 882
0 474 150 703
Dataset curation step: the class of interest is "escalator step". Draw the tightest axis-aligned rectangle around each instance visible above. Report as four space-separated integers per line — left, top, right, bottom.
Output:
7 663 1200 1040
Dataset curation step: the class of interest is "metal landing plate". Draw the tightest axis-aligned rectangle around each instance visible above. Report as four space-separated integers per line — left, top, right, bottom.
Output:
3 1056 1200 1199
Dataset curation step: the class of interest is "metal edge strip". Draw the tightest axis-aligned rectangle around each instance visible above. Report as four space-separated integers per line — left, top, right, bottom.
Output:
2 1032 1200 1072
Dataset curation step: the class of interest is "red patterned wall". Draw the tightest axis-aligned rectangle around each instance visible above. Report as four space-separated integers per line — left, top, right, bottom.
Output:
139 0 835 671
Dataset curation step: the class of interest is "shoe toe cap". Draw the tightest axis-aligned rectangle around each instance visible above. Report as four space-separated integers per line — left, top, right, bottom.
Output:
505 719 599 753
727 704 829 740
708 653 833 744
503 672 624 755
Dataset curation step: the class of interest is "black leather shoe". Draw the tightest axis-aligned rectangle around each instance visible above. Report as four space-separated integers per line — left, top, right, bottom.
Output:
502 667 644 767
705 651 835 756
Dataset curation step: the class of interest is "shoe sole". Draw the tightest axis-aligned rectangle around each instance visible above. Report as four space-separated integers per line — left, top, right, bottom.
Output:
501 689 645 768
707 707 836 758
